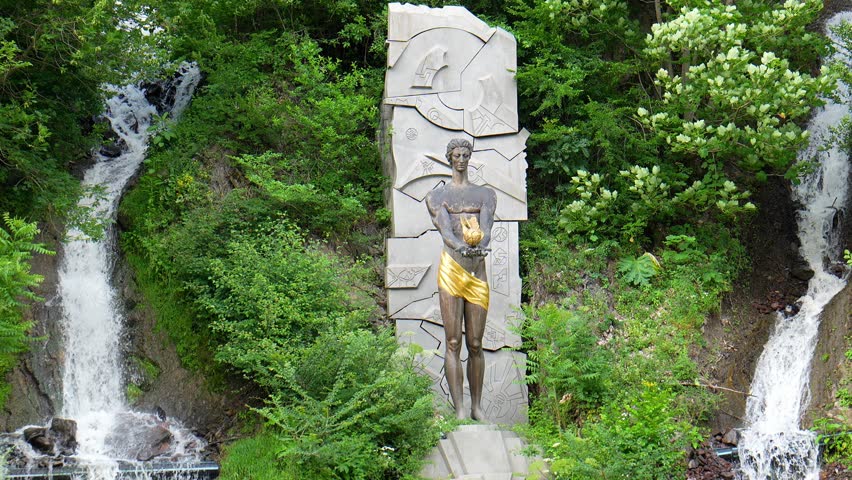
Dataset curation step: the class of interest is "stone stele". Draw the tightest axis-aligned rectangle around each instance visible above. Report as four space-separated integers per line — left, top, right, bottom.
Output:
382 2 528 424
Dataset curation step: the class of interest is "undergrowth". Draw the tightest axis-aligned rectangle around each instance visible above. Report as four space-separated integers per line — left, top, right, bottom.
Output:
518 213 742 479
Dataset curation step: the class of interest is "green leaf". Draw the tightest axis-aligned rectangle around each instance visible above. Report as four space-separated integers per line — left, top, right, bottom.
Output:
617 253 661 287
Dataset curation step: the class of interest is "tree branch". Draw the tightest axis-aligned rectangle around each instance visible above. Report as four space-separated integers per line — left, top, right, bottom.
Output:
679 381 754 397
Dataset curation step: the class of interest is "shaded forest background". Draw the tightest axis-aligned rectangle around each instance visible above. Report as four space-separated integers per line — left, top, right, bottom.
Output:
1 0 851 478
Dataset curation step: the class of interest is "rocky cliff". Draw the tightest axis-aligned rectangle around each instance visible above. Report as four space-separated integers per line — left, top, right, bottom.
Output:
804 281 851 427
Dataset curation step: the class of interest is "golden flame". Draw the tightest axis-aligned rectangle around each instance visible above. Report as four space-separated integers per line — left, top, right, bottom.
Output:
460 215 484 246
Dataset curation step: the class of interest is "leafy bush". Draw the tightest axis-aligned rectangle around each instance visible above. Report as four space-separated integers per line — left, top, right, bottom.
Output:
528 383 702 480
584 384 702 479
0 214 53 404
520 201 613 304
522 304 612 427
223 330 438 480
220 432 290 480
520 217 737 478
198 220 369 387
559 165 755 244
232 152 368 234
641 0 836 175
815 416 852 467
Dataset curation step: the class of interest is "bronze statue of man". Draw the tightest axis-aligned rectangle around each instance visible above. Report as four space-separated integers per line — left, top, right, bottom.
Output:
426 138 497 420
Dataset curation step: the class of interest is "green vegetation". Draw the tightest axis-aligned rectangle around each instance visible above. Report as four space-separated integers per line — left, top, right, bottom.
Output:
815 415 852 467
219 432 287 480
814 336 852 467
519 223 740 478
125 356 161 405
249 331 437 479
0 214 53 406
126 384 144 405
2 0 850 478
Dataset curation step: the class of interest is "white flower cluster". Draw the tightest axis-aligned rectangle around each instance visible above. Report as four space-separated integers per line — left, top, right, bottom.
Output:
543 0 630 29
676 177 756 215
620 165 669 201
645 4 741 58
561 169 618 236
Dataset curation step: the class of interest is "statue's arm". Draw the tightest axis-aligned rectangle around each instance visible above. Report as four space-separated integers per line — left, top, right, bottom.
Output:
426 191 465 251
478 188 498 249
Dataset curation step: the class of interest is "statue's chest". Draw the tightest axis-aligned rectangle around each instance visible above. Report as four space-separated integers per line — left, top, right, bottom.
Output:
439 190 487 213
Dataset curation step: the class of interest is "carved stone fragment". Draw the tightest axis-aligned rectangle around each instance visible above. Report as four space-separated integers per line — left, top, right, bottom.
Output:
384 3 528 425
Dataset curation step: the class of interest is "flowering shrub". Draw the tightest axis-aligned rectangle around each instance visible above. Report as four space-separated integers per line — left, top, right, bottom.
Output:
559 165 755 243
640 0 838 174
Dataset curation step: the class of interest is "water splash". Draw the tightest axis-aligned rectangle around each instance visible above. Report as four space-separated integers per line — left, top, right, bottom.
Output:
738 12 852 480
53 62 205 479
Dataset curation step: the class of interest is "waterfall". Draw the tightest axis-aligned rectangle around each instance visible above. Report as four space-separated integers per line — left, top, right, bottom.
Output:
53 62 204 478
738 12 852 480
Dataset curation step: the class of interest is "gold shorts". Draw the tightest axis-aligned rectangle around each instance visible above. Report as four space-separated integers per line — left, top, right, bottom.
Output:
437 250 489 309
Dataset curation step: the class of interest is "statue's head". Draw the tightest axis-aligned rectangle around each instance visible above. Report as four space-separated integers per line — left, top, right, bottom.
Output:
446 139 473 171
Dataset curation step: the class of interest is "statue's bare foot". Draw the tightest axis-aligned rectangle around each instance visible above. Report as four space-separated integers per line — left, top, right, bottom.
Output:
471 406 485 421
456 408 467 420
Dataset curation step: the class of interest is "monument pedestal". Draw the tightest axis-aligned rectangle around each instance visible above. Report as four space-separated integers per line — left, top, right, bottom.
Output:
420 424 543 480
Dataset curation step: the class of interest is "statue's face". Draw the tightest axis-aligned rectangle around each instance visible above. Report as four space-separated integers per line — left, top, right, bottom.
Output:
450 147 471 172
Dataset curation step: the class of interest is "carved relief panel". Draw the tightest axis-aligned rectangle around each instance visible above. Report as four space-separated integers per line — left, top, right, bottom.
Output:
383 3 529 424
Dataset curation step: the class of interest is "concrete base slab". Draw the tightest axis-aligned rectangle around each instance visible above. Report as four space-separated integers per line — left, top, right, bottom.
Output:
420 424 542 480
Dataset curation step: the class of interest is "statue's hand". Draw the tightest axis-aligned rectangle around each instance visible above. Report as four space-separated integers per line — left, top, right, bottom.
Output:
459 245 489 258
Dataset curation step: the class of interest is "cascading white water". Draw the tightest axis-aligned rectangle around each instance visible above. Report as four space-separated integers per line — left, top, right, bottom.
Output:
738 12 852 480
55 62 203 478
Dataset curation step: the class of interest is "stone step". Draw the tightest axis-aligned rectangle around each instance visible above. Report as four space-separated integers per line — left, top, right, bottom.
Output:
452 429 511 473
504 436 530 474
457 423 498 432
420 424 542 480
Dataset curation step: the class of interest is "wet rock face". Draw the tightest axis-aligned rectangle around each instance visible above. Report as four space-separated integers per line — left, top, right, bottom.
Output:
140 68 206 115
99 137 127 158
791 258 816 282
23 427 53 454
5 411 199 468
804 281 851 427
112 251 239 454
721 428 739 447
101 413 175 462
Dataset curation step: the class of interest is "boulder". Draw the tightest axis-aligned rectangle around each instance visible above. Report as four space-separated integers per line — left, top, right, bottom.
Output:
828 262 846 278
791 260 815 281
135 425 173 461
721 428 738 446
49 417 78 455
23 427 54 455
99 142 125 158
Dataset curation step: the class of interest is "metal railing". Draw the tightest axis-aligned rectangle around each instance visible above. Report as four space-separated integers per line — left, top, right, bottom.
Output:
4 461 219 479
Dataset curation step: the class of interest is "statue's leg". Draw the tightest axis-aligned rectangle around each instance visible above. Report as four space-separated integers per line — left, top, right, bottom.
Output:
464 301 487 421
439 288 466 419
